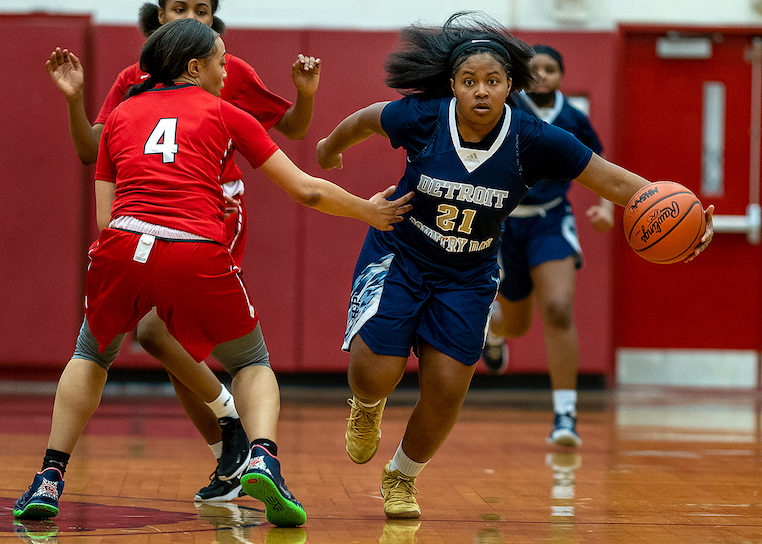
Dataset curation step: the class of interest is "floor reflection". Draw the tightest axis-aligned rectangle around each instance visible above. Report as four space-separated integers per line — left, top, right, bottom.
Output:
379 519 421 544
194 502 267 543
545 452 581 543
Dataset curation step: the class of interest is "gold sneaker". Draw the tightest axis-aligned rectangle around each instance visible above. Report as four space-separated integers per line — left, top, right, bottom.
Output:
381 462 420 519
345 397 386 464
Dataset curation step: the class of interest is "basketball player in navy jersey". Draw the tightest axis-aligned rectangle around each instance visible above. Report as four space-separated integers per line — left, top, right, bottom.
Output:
317 11 714 519
15 19 413 526
482 44 613 447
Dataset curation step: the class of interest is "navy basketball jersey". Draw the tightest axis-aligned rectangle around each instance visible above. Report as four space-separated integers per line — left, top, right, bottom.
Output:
378 96 592 271
518 90 603 205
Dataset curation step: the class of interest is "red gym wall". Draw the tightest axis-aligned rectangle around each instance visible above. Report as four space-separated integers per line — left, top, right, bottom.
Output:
9 14 739 381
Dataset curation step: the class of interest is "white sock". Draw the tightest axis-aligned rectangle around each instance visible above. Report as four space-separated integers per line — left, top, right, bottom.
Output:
206 385 238 419
209 440 223 460
553 389 577 416
357 398 382 408
389 441 429 478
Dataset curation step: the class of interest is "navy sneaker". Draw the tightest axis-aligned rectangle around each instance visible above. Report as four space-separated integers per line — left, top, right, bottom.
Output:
13 468 65 520
482 333 508 375
547 413 582 447
217 417 251 481
240 446 306 527
195 466 247 502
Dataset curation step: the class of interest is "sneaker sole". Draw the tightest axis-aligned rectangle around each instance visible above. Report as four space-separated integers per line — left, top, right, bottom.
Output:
240 473 306 527
13 503 59 520
384 507 421 519
547 432 582 447
217 449 252 482
345 433 380 464
194 483 243 502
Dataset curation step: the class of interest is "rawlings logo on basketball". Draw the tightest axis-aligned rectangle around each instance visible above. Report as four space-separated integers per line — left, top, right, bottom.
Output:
624 181 705 264
628 186 660 212
638 201 680 243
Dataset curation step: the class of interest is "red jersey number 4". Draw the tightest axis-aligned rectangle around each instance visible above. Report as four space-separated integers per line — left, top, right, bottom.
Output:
145 118 179 163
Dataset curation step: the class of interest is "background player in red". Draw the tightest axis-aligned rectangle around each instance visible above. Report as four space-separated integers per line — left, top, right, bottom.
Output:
482 44 614 447
15 18 413 526
44 0 322 501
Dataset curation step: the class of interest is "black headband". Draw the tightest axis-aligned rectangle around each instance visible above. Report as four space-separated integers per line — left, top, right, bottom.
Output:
449 39 512 68
532 44 564 73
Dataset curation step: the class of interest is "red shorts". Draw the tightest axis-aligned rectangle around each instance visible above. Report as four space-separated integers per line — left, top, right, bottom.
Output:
85 228 258 362
225 198 247 266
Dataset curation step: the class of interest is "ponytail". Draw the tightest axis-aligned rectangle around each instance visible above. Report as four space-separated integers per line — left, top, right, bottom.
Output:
124 77 157 99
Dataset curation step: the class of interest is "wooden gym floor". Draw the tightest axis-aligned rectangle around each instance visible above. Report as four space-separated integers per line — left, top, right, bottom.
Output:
2 378 762 543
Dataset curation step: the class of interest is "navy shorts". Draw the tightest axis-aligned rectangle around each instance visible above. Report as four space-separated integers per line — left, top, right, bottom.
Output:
343 232 500 366
499 202 582 302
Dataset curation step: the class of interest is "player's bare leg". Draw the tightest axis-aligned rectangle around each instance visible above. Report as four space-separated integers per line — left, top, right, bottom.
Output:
531 256 581 446
483 293 533 374
346 336 407 464
381 342 475 518
136 310 250 498
47 358 108 453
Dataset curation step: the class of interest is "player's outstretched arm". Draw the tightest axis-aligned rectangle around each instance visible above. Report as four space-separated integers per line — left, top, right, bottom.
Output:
316 102 390 171
45 47 103 165
259 149 413 231
274 54 321 140
576 153 714 258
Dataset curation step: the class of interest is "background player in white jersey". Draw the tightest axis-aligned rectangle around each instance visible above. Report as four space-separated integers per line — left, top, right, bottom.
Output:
317 11 714 520
482 44 614 447
44 0 321 501
15 18 413 526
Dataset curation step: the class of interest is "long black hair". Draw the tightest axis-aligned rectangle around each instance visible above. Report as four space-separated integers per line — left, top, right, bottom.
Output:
383 11 535 100
125 18 219 99
138 1 226 38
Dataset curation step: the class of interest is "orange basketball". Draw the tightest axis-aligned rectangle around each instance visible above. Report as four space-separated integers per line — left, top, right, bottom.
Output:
623 181 705 264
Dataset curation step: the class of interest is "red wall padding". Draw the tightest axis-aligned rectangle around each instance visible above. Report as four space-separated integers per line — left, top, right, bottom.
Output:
0 15 93 374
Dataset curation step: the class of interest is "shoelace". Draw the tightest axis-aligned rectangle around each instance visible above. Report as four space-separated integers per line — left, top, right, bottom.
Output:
384 475 418 502
556 414 576 429
207 464 220 483
347 399 381 439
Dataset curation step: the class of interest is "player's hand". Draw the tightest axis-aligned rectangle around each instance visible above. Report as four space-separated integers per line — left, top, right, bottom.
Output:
45 48 85 100
586 203 615 232
367 185 414 231
291 54 321 96
684 205 714 262
316 138 343 170
223 195 241 219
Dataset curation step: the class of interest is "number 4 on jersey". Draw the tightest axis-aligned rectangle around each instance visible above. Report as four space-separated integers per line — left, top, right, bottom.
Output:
144 118 179 163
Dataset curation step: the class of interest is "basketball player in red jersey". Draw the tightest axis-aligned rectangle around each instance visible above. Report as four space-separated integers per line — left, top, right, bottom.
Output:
44 0 321 501
17 18 413 526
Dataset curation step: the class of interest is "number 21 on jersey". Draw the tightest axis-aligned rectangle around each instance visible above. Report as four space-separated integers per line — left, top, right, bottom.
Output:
144 118 179 163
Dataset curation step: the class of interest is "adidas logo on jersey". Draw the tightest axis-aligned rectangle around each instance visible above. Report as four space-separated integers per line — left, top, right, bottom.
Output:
463 152 480 163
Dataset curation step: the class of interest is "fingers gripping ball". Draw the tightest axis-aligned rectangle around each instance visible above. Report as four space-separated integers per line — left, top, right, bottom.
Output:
623 181 705 264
